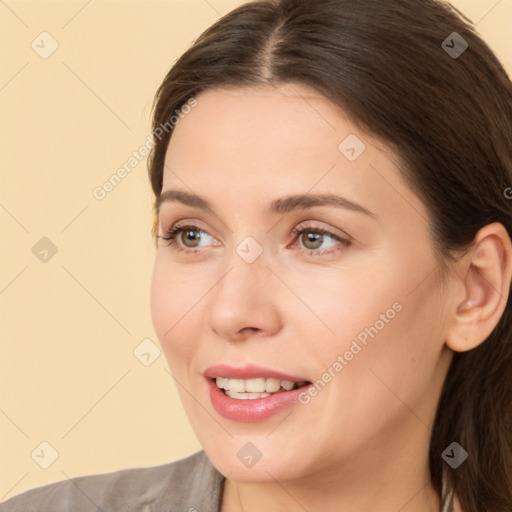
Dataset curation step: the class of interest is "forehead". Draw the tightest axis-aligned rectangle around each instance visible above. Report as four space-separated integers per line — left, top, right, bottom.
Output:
163 84 361 186
166 84 349 158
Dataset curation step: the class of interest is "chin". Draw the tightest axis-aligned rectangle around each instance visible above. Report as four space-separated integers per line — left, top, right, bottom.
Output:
203 439 308 482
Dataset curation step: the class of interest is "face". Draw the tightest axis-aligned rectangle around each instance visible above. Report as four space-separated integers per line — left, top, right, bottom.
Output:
150 83 454 484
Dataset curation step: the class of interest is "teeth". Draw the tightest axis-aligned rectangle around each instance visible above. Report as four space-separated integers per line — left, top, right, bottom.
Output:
225 390 271 400
215 377 299 393
216 377 229 390
228 379 245 393
245 377 265 392
265 378 281 392
281 380 295 391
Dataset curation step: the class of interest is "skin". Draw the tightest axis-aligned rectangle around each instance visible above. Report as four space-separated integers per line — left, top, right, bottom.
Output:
150 83 512 512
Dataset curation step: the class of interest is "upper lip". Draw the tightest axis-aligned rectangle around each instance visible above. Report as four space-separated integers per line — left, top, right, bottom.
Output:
204 364 310 382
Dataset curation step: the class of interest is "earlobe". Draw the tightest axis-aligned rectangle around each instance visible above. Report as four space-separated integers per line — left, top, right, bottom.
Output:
446 222 512 353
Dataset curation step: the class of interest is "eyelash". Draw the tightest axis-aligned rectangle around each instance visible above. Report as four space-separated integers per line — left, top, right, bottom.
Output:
158 222 351 256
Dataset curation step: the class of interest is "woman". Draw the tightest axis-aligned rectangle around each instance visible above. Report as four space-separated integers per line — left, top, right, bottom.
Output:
2 0 511 511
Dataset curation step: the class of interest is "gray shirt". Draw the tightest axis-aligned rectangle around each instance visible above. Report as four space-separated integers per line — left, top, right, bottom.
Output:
0 450 225 512
0 450 456 511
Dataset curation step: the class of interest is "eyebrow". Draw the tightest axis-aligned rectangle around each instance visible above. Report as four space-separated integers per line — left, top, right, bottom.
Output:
155 189 376 218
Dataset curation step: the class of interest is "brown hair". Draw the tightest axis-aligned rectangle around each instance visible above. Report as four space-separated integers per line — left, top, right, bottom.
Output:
147 0 512 509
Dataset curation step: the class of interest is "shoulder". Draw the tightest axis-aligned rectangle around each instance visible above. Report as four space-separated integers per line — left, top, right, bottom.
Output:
0 450 225 512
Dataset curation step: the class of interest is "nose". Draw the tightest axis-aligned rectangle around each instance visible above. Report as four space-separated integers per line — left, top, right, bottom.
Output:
206 247 283 342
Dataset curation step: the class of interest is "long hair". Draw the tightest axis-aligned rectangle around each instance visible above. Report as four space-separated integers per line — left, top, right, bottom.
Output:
147 1 512 509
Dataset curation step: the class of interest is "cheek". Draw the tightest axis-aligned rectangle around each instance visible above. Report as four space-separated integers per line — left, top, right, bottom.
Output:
368 279 447 386
297 255 445 397
320 273 445 435
150 256 201 370
285 265 404 359
150 257 172 342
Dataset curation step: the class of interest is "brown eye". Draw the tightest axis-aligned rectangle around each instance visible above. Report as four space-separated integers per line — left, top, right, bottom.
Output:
291 225 351 255
159 224 217 252
180 228 202 248
301 231 324 250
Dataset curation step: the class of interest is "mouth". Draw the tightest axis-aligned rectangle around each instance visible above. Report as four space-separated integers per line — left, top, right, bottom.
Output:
210 377 311 400
203 364 313 421
206 375 314 422
203 364 312 400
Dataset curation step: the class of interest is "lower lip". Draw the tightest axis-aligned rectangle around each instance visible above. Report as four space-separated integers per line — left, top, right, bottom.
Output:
206 378 313 423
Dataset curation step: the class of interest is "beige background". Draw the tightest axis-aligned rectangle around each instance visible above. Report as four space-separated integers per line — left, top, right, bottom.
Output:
0 0 510 501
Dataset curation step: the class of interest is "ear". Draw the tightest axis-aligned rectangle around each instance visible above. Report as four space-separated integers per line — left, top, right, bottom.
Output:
446 222 512 353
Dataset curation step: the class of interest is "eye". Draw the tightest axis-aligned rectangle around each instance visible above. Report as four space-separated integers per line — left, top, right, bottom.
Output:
158 223 217 252
290 224 351 255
